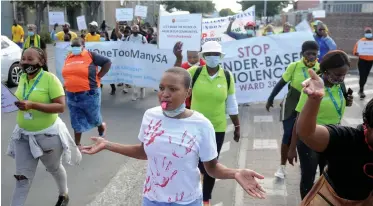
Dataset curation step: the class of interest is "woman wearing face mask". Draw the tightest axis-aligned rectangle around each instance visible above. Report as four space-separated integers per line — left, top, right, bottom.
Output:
173 42 206 109
187 41 240 206
280 22 294 33
353 27 373 99
296 70 373 206
265 41 320 180
80 67 266 206
84 21 101 42
262 24 275 36
8 47 81 206
226 17 256 40
314 22 337 62
292 50 353 200
62 38 111 147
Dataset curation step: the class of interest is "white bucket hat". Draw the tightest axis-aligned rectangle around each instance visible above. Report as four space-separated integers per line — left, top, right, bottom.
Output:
89 21 98 27
199 41 225 58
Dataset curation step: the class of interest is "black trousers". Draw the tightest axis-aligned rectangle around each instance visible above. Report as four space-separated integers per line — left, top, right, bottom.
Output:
358 59 373 91
297 140 327 199
198 132 225 201
100 84 116 91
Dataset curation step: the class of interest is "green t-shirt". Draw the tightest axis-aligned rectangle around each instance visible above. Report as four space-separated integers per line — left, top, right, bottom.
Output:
188 65 235 132
281 60 320 120
295 85 346 125
15 70 65 131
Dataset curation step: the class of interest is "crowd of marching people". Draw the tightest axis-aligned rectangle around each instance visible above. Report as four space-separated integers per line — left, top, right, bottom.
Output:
7 15 373 206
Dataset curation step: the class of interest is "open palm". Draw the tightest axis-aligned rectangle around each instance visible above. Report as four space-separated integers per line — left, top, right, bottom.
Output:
80 137 107 155
235 169 266 199
302 69 325 99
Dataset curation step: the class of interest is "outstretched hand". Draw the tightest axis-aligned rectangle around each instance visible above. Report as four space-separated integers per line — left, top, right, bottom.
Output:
235 169 266 199
301 69 325 99
80 137 107 155
173 41 183 59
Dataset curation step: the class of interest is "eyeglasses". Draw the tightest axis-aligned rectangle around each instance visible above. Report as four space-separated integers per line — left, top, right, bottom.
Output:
363 163 373 178
318 29 326 32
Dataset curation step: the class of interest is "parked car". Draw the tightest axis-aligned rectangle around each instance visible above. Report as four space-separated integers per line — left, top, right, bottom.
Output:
1 35 22 87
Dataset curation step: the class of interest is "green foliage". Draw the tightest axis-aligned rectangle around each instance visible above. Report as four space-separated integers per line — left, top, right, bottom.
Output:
39 27 52 44
237 0 291 17
219 8 236 17
162 1 215 13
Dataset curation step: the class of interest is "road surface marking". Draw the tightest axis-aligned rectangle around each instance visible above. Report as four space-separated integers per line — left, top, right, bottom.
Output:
213 202 223 206
253 115 273 123
234 137 249 206
253 139 278 150
220 141 231 154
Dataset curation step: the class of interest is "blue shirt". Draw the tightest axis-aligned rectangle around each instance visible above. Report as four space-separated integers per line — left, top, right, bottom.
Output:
314 34 337 62
227 31 255 40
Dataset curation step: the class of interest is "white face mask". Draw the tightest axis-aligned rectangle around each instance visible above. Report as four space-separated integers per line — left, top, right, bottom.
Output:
204 56 221 68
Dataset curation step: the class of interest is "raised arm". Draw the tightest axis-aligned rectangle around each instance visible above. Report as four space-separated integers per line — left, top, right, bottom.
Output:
115 22 123 40
173 41 183 67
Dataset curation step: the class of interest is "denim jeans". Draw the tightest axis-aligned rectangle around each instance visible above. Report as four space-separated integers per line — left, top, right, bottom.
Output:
143 197 202 206
66 88 102 133
297 140 327 199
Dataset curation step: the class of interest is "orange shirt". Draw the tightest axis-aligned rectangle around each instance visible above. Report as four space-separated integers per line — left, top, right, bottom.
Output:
62 50 110 92
353 38 373 61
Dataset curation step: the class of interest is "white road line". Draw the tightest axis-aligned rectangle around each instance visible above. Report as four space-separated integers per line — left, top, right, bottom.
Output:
220 141 231 154
253 115 273 123
234 138 249 206
253 139 278 150
213 202 223 206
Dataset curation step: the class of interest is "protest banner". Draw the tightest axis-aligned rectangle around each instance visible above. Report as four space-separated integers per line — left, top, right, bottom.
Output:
116 8 134 21
135 5 148 18
201 6 255 43
220 31 315 103
48 12 65 25
159 13 202 51
357 41 373 56
55 42 175 89
1 83 19 113
76 15 87 31
295 19 313 33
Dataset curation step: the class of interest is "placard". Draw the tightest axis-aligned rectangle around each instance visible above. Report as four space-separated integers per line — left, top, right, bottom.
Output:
76 15 87 31
48 12 65 25
312 10 326 18
357 41 373 56
135 5 148 18
159 13 202 51
116 8 134 21
1 83 19 113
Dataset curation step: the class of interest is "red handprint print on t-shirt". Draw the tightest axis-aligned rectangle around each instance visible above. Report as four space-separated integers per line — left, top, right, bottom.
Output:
170 131 197 158
144 119 165 146
153 157 178 188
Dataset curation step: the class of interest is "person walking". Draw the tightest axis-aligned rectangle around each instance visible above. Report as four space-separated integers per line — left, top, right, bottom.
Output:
85 21 101 42
291 50 353 199
23 24 47 59
296 70 373 205
353 27 373 99
81 67 266 206
62 38 111 146
7 47 81 206
50 23 78 41
226 17 256 40
314 22 337 62
266 41 320 179
12 19 24 48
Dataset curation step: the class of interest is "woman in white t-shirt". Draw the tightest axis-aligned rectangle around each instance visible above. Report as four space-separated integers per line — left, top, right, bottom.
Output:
81 67 266 205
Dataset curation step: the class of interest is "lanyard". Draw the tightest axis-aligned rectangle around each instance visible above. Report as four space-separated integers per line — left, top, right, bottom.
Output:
302 67 315 79
326 86 344 121
23 71 44 100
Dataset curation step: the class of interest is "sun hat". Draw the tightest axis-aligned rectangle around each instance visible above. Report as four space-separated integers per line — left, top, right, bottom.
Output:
199 41 225 58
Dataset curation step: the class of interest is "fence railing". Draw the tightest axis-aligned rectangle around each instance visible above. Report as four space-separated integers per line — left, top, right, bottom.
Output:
323 2 373 13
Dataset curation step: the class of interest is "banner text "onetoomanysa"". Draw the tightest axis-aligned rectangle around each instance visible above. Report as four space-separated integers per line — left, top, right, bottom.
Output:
87 49 168 64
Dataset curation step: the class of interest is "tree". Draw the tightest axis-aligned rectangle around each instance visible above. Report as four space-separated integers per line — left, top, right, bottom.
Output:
237 0 291 17
84 1 101 24
219 8 236 17
162 1 215 14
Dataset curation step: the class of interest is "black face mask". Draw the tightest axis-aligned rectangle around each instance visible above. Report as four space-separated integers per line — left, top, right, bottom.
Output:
21 63 40 75
90 32 96 35
132 32 139 36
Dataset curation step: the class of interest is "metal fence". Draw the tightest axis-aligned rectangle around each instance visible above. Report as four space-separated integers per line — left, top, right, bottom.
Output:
323 2 373 13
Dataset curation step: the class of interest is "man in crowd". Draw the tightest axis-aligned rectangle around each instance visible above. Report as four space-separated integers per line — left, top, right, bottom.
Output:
11 19 24 48
50 22 78 41
85 21 101 42
226 17 256 40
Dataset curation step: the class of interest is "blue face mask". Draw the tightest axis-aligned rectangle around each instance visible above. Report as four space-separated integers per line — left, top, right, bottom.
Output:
266 32 273 35
28 31 35 36
100 37 106 42
204 56 221 68
71 47 82 55
163 103 186 118
365 33 373 39
246 29 254 36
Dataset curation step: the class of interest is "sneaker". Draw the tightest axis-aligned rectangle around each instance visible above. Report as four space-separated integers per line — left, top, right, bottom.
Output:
359 91 366 99
274 165 286 179
140 88 145 99
55 195 69 206
203 200 211 206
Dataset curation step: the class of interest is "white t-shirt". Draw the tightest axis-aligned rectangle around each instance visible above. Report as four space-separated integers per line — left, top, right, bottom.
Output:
124 34 147 44
138 106 218 204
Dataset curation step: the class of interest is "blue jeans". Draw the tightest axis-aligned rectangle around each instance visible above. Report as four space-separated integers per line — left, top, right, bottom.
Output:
66 88 103 133
15 42 23 48
143 197 202 206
